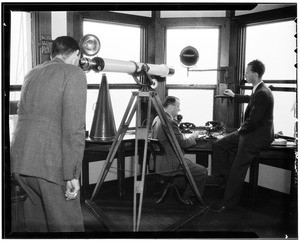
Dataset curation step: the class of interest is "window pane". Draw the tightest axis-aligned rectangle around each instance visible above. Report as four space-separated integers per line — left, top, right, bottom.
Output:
10 12 32 85
244 89 296 137
10 12 31 140
83 21 141 84
272 92 296 137
166 28 219 85
246 21 296 80
86 88 137 134
83 21 141 133
110 89 137 128
168 89 214 126
245 20 297 137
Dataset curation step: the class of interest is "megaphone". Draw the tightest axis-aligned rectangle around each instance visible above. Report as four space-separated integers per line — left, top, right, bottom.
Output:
180 46 199 67
79 34 101 56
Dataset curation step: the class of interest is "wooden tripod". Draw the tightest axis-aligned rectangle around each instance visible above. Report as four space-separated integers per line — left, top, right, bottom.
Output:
89 86 205 231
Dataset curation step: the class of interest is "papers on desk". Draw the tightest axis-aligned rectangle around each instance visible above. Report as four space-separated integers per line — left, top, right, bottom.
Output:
196 133 225 141
286 141 297 147
198 134 206 139
271 138 287 146
271 138 297 148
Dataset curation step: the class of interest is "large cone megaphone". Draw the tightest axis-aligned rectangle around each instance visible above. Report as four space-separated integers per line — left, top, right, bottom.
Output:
89 74 117 142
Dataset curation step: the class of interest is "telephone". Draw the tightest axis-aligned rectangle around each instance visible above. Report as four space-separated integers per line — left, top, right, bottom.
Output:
205 121 224 132
179 122 196 133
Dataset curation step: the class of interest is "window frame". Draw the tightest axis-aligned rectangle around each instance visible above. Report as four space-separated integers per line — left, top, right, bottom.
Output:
79 12 151 128
239 19 297 92
235 6 297 132
79 12 149 91
160 17 230 122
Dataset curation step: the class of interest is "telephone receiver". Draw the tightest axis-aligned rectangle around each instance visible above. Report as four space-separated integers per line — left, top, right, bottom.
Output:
179 122 196 133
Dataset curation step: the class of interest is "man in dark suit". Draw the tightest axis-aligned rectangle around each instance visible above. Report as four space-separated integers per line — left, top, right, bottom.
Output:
212 59 274 212
10 36 87 231
150 96 208 203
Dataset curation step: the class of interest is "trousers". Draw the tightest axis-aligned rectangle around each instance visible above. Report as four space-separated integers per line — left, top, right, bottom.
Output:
13 174 85 232
212 131 261 209
175 158 208 197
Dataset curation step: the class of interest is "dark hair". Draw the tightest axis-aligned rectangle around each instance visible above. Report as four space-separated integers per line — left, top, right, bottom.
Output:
248 59 265 78
163 96 179 108
51 36 80 58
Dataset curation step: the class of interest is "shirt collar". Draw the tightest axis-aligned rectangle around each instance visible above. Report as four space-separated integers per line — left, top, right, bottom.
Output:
165 111 174 120
51 56 65 64
252 81 263 93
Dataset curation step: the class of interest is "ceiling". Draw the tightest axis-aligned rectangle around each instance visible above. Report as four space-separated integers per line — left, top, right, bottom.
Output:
112 3 296 18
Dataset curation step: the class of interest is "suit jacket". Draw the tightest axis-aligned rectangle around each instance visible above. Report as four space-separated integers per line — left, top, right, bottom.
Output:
150 112 198 175
11 57 87 186
234 82 274 147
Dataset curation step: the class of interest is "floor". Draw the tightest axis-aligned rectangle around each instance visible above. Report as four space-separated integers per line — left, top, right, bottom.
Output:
81 176 298 239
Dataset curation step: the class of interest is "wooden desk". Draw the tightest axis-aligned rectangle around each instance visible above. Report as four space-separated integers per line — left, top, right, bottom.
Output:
82 136 297 206
185 138 215 167
186 138 297 206
249 144 297 207
82 136 144 200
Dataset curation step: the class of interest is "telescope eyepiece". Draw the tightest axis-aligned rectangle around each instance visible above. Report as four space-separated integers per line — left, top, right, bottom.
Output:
79 57 105 72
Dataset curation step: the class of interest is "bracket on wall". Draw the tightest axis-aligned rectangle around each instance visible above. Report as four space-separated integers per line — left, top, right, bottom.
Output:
38 34 53 54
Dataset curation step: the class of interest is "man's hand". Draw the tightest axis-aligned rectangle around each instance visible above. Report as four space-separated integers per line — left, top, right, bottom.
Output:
223 89 235 97
65 178 80 200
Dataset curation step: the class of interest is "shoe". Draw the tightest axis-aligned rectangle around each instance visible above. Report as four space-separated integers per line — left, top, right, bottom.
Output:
180 195 202 206
210 203 233 213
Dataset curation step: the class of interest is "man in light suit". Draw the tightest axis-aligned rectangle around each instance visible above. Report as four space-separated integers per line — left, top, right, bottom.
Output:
212 59 274 212
150 96 208 203
10 36 87 232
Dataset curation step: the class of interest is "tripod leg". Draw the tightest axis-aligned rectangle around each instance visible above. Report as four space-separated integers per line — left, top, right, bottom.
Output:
91 93 138 201
151 92 204 205
135 92 152 231
132 91 153 231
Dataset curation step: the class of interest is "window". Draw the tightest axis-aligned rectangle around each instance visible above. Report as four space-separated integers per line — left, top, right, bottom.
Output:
244 20 297 137
9 11 32 139
166 27 219 126
10 12 32 86
83 20 143 130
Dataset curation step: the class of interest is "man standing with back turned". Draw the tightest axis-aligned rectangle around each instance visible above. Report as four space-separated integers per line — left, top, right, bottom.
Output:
10 36 87 232
212 59 274 212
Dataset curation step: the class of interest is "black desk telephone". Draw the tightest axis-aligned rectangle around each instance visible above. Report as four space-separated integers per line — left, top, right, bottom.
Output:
205 121 224 132
179 122 196 133
179 121 224 134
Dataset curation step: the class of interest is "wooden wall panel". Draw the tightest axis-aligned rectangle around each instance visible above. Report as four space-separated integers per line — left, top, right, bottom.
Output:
32 12 52 65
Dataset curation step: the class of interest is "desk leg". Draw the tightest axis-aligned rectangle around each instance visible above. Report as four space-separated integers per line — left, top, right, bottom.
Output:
249 157 259 208
196 153 209 167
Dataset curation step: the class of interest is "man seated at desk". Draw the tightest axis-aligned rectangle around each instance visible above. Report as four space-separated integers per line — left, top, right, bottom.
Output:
150 95 208 204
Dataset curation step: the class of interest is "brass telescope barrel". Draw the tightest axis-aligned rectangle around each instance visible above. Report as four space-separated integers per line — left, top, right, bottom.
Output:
80 57 175 77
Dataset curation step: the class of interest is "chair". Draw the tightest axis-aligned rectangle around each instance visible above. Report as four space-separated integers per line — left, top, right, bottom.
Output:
147 139 190 205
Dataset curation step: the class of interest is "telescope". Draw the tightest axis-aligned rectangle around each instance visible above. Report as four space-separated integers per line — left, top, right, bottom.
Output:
79 34 175 85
